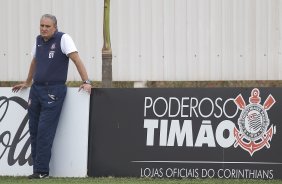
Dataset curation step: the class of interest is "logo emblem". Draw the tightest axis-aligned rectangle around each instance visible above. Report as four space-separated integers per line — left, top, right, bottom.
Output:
233 88 276 156
51 43 56 50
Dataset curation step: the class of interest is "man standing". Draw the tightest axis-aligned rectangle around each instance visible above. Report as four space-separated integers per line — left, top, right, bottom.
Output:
12 14 92 179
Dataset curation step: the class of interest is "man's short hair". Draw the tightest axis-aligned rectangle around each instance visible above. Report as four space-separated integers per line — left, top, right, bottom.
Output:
41 14 57 27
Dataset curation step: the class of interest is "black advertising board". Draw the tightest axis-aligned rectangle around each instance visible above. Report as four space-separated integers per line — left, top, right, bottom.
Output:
88 88 282 179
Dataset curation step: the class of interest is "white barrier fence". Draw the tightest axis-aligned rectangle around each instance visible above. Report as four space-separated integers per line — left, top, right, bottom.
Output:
0 87 89 177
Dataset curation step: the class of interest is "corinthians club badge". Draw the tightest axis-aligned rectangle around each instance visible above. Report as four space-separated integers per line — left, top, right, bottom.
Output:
233 88 276 156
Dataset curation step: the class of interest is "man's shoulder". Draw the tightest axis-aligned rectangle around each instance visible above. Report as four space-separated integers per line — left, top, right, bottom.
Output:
56 32 66 40
57 31 65 36
61 33 73 42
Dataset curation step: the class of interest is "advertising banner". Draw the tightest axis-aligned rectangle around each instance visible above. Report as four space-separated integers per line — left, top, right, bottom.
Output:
0 87 89 177
88 88 282 179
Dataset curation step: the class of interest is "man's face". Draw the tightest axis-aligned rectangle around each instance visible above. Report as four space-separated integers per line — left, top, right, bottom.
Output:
40 17 57 41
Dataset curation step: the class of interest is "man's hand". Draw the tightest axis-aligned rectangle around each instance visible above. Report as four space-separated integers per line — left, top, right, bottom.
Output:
12 82 30 93
78 83 92 94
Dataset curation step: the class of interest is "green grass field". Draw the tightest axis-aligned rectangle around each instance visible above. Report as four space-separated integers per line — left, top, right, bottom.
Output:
1 177 282 184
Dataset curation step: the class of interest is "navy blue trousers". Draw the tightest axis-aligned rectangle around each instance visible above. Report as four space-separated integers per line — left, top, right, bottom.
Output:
28 84 67 173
